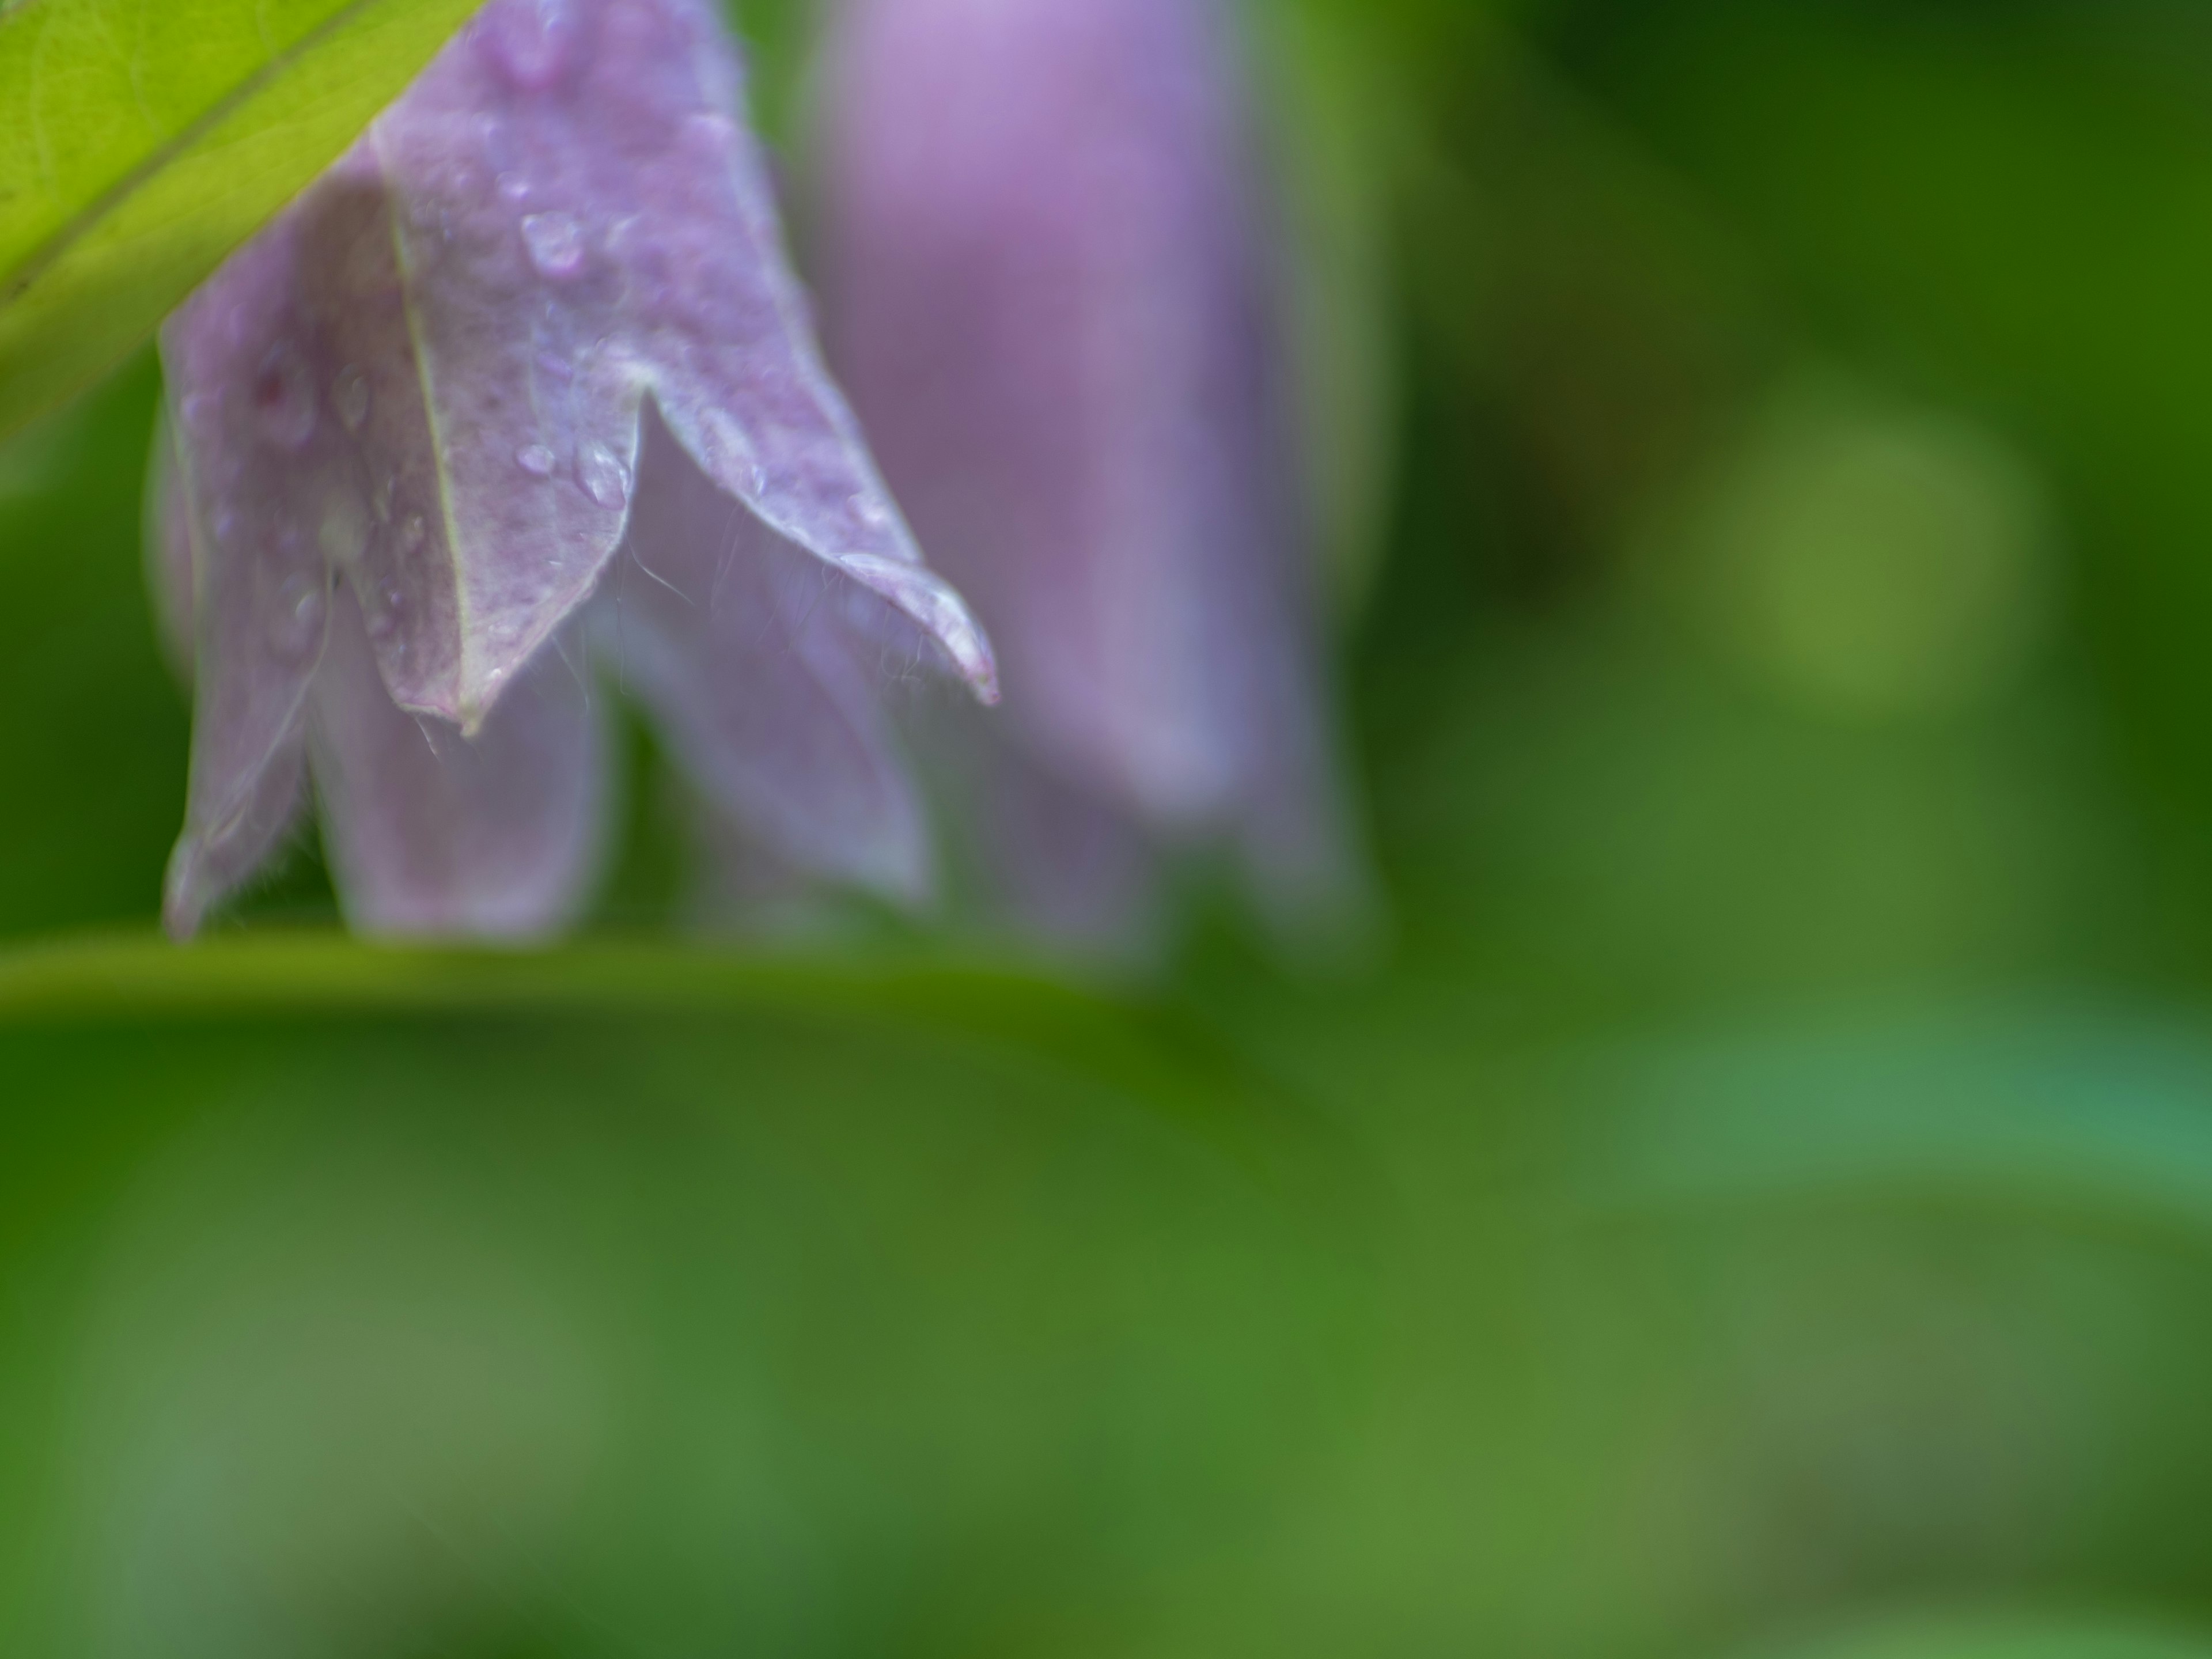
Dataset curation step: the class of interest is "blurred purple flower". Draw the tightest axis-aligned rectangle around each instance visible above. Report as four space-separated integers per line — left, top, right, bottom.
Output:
154 0 994 940
819 0 1361 952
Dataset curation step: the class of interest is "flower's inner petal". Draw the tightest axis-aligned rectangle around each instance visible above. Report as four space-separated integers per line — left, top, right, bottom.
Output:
161 205 359 940
310 586 610 938
363 0 993 728
600 407 933 904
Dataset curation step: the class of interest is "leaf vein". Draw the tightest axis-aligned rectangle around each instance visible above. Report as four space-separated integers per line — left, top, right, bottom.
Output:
1 0 391 305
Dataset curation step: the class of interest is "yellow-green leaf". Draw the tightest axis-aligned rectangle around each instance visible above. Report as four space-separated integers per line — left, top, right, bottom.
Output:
0 0 483 441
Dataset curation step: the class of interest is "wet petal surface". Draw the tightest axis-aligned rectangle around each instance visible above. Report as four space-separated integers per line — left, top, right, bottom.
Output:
153 0 993 937
364 0 995 725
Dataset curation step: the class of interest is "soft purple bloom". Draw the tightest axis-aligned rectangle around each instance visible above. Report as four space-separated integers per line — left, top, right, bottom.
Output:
819 0 1359 949
156 0 994 938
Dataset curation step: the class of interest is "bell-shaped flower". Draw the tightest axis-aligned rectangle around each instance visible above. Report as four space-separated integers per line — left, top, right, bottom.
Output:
817 0 1359 951
155 0 995 940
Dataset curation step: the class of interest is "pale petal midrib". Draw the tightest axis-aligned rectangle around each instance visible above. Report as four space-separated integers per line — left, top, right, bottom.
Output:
379 123 472 726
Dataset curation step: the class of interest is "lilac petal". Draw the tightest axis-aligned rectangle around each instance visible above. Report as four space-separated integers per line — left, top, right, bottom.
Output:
347 0 994 728
154 0 995 940
145 415 195 677
601 408 931 903
310 585 609 938
938 719 1167 959
821 0 1356 923
160 210 349 940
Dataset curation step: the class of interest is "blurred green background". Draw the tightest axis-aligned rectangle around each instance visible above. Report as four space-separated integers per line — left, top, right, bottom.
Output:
11 0 2212 1653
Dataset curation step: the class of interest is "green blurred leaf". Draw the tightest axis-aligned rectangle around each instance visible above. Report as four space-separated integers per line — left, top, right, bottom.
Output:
0 0 482 441
0 933 1363 1653
1569 999 2212 1242
1742 1612 2212 1659
0 931 1329 1142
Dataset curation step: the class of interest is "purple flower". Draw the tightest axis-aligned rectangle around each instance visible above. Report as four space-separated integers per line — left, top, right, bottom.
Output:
818 0 1361 950
154 0 995 940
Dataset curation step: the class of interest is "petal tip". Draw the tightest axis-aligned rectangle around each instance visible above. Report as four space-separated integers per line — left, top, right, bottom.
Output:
838 552 999 704
161 849 213 943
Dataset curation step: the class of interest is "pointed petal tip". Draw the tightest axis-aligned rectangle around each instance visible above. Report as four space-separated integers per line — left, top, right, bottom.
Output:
837 553 999 704
858 827 936 911
161 852 211 943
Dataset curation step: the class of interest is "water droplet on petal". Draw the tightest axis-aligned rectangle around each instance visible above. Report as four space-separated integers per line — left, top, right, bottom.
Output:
851 493 891 528
497 172 532 206
320 493 369 566
270 571 327 660
476 0 577 91
179 391 215 429
605 214 645 260
576 442 631 509
681 113 738 156
517 444 558 478
250 342 317 450
332 366 370 433
366 587 402 641
399 514 428 555
521 211 586 279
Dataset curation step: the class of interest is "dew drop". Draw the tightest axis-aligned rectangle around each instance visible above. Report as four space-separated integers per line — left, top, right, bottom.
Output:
576 442 631 509
320 493 370 566
270 571 327 660
517 444 558 477
476 0 577 91
366 586 404 641
851 493 891 528
497 172 532 206
399 514 428 555
605 214 645 261
521 211 586 279
681 113 738 156
250 342 317 451
332 366 370 433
